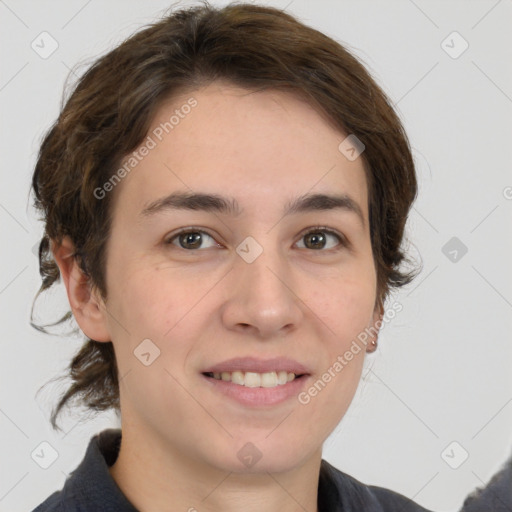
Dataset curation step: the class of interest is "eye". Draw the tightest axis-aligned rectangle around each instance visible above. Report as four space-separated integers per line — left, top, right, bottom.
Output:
164 226 347 252
165 228 219 250
295 227 346 251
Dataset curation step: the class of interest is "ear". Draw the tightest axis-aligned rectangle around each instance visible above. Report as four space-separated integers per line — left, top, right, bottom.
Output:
51 236 111 342
366 300 384 352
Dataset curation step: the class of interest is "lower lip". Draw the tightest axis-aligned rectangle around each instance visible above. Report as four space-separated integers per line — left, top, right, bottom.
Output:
201 374 310 407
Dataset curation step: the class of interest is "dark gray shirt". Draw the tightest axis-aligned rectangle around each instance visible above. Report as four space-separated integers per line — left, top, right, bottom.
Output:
30 428 435 511
458 453 512 512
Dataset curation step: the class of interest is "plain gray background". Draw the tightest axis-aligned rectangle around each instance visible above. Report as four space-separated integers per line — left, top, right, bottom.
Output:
1 1 511 511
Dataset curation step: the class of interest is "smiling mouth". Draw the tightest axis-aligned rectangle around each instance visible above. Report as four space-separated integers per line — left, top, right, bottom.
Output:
202 371 307 388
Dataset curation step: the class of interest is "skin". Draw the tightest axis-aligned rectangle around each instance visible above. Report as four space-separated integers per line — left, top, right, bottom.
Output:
53 81 383 512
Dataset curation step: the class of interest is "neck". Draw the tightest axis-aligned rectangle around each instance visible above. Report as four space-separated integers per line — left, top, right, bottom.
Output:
109 424 322 512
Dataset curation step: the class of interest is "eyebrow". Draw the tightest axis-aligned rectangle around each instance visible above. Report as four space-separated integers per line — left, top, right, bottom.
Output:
140 191 365 227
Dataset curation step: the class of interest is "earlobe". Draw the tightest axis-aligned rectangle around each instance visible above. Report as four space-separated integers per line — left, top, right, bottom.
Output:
51 236 111 342
366 302 384 353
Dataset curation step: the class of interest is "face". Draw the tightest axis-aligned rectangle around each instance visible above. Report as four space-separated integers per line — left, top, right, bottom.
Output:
97 81 381 474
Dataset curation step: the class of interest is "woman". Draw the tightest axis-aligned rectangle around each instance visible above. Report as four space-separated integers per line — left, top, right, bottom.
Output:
30 2 442 510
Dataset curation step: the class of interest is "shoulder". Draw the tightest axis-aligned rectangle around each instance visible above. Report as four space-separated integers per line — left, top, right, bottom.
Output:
30 428 128 512
319 459 433 512
368 485 433 512
29 476 93 512
459 452 512 512
30 490 70 512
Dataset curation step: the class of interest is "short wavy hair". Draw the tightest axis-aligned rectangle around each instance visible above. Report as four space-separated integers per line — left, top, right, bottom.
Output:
31 1 419 430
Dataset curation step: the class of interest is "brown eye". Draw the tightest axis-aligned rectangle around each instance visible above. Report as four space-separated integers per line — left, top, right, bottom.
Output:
303 231 327 249
166 230 218 250
296 228 345 251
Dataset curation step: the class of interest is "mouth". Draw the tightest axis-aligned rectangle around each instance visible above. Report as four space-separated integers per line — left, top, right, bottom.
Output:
201 356 311 387
200 357 311 407
202 370 308 388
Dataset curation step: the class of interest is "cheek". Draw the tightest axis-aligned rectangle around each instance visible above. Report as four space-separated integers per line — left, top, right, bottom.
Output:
105 262 214 363
309 269 376 339
103 266 196 406
303 278 373 423
103 262 173 345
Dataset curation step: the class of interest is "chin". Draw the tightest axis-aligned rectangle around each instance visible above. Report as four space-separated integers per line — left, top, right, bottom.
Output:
210 436 316 475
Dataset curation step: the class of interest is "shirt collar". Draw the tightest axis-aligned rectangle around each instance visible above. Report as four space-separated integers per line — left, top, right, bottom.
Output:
63 428 347 512
62 428 138 511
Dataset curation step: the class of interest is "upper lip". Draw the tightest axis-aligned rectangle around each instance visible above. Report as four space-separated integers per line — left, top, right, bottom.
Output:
202 356 311 375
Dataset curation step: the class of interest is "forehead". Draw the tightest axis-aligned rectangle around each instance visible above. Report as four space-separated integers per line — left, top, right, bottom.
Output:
112 81 369 223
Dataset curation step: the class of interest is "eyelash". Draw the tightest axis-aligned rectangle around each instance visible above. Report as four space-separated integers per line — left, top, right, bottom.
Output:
164 226 348 252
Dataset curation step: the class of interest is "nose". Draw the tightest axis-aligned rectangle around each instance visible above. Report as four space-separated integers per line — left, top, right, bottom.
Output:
220 242 304 339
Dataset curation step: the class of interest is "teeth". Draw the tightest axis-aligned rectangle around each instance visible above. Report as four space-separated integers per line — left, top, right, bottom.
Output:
208 370 299 387
231 371 244 385
277 371 288 385
244 372 261 388
261 372 277 387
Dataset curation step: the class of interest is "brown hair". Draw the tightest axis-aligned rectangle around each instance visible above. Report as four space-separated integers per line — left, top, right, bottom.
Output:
31 1 419 430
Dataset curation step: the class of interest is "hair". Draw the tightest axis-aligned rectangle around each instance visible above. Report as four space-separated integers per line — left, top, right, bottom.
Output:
31 0 419 431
